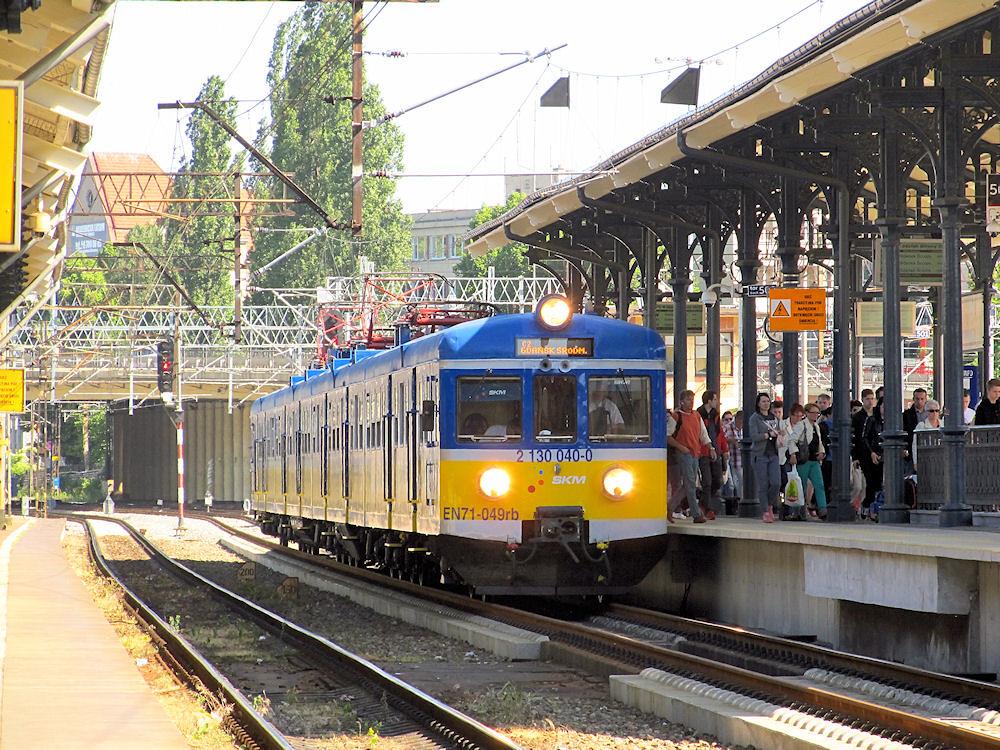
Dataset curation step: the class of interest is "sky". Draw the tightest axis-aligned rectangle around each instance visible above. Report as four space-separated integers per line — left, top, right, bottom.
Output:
91 0 871 217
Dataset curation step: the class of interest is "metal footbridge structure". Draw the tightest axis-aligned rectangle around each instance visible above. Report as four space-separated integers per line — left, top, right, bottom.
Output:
7 269 562 404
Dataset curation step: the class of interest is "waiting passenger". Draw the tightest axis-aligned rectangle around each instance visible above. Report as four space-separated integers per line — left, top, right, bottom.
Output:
975 379 1000 425
747 393 781 523
862 397 886 518
788 403 829 519
913 399 941 473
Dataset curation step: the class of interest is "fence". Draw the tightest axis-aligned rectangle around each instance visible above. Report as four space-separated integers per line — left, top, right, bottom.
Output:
914 426 1000 510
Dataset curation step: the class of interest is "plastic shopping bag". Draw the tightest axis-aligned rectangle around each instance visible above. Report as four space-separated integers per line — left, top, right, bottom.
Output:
783 466 804 506
850 460 867 512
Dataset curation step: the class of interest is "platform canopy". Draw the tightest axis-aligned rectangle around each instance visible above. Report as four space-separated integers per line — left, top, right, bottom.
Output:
465 0 994 255
0 0 114 342
464 0 1000 526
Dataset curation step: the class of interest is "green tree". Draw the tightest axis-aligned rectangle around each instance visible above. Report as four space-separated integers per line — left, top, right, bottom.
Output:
453 192 532 277
251 5 410 288
167 75 239 306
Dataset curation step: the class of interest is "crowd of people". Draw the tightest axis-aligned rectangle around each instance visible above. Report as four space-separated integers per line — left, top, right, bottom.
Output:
666 378 1000 523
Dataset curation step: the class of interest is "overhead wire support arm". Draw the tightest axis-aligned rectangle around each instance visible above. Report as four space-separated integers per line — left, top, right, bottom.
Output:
157 101 348 231
364 44 568 128
112 242 218 331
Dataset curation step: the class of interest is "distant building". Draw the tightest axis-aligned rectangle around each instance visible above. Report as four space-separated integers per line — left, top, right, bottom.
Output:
68 153 171 256
408 208 478 276
503 173 556 200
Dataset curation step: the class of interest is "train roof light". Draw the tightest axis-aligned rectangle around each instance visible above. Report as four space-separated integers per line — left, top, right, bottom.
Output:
536 294 573 330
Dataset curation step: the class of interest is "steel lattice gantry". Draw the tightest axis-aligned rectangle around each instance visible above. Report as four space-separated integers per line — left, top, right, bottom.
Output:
465 0 1000 526
6 274 562 404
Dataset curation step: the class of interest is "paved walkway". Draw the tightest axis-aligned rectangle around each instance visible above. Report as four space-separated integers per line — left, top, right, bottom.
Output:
0 518 188 749
669 515 1000 561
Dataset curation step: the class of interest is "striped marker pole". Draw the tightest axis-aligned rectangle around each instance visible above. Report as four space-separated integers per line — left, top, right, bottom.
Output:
176 412 185 530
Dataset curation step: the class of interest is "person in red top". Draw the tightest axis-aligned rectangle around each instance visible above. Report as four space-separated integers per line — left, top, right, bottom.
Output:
696 390 726 520
667 390 713 523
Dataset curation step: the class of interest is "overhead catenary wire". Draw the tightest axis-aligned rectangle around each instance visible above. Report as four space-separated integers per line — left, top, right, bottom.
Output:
546 0 825 80
426 62 552 211
366 44 567 127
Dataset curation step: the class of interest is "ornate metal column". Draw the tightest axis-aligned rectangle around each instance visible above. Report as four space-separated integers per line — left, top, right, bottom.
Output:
877 120 909 524
703 204 722 395
737 188 761 517
936 87 971 526
643 228 659 329
777 176 800 401
670 227 691 395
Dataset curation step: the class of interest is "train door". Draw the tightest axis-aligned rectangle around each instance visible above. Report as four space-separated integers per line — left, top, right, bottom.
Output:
383 375 394 522
348 389 365 527
321 393 329 520
415 366 440 518
389 372 408 531
280 406 288 515
409 368 418 516
294 402 303 518
329 389 347 524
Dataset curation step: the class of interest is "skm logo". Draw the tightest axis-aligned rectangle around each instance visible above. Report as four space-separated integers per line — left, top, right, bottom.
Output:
552 475 586 485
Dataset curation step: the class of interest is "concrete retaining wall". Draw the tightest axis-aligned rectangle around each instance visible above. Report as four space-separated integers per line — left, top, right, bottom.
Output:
631 532 1000 675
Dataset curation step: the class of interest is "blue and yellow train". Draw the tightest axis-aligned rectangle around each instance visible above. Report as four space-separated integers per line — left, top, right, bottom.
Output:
250 295 669 596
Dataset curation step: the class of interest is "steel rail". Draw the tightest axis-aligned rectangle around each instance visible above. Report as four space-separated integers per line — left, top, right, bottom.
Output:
607 603 1000 708
79 518 294 750
80 513 522 750
189 513 1000 749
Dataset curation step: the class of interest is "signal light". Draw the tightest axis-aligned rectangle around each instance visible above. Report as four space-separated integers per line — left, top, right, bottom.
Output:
156 340 174 394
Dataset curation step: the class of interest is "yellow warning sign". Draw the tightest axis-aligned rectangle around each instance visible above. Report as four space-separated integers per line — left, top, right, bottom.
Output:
0 82 22 252
0 368 24 412
767 288 827 332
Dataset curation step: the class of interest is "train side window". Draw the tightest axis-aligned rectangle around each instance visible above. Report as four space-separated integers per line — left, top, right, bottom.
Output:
587 375 652 442
456 377 522 443
534 375 577 443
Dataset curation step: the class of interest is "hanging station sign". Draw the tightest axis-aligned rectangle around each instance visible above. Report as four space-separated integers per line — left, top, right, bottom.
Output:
653 302 706 335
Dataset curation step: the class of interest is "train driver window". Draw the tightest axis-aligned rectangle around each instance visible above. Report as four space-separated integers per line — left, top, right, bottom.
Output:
534 375 577 443
456 377 522 443
587 375 651 442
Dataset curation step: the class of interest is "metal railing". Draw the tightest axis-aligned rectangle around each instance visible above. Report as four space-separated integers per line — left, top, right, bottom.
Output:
914 426 1000 511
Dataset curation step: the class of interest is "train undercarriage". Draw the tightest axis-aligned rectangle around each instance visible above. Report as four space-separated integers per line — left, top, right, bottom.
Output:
254 511 668 596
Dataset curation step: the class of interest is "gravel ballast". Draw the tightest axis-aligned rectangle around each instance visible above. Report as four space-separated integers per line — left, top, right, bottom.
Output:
90 513 745 750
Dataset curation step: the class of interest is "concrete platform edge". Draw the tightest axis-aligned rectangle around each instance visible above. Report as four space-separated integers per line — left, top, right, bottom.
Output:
219 536 548 661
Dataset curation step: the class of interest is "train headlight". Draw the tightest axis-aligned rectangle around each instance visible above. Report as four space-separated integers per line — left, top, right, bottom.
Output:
602 467 634 498
479 467 511 498
536 294 573 330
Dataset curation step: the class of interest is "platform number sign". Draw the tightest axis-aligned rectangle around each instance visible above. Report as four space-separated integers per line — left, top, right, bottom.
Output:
988 173 1000 226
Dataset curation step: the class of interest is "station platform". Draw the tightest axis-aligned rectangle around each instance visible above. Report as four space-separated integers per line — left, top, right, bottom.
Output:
0 518 188 749
633 517 1000 677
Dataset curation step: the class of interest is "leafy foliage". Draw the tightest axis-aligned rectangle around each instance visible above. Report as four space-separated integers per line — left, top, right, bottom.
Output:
251 5 410 288
166 75 239 306
453 192 531 277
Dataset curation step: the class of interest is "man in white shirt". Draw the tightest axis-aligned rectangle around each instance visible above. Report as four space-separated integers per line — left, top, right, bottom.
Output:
590 382 624 434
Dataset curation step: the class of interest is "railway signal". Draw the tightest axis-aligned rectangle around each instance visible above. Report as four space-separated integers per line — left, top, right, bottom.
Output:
156 339 174 395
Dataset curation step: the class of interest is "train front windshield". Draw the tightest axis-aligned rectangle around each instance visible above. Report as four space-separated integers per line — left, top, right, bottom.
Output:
588 376 651 442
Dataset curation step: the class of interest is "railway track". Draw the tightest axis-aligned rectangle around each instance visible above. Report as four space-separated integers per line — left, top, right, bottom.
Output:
78 514 520 750
173 511 1000 750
